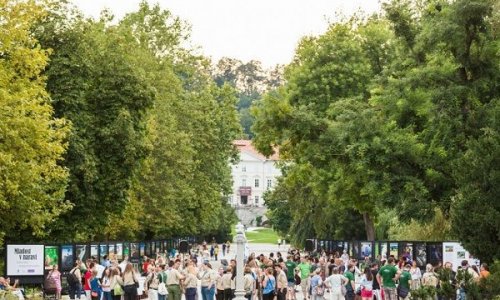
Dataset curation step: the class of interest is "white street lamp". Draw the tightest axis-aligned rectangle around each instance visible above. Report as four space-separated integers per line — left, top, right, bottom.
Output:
233 222 247 300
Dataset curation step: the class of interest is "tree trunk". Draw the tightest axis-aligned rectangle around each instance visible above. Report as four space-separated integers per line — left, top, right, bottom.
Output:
363 212 375 241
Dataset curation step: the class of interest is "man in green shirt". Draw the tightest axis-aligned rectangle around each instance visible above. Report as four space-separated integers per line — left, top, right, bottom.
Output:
285 256 297 284
297 258 311 300
344 264 356 300
398 264 411 299
377 257 401 300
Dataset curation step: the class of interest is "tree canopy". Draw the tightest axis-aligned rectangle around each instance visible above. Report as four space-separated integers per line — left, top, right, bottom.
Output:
252 0 499 262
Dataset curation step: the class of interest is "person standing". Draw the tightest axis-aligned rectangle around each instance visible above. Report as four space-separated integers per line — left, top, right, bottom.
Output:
285 256 298 300
409 261 422 290
344 264 356 300
262 267 276 300
376 257 400 300
310 269 324 300
123 263 140 300
275 264 288 300
221 267 233 300
184 264 199 300
370 263 381 300
167 260 185 300
90 269 102 300
297 258 311 300
146 265 160 300
325 267 348 300
110 268 124 300
398 264 412 300
157 265 168 300
200 262 217 300
68 262 83 300
101 268 113 300
47 265 62 300
243 267 256 300
359 268 373 300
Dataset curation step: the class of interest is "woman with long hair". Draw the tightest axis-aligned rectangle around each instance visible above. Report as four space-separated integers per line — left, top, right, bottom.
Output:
122 263 139 300
360 268 373 300
261 267 276 300
101 268 112 300
110 267 124 300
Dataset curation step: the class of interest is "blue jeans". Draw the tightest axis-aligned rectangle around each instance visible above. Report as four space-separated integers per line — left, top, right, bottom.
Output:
459 288 466 300
158 294 167 300
202 286 215 300
103 291 112 300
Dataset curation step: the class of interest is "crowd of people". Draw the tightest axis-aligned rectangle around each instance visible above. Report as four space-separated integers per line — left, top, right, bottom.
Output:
35 242 491 300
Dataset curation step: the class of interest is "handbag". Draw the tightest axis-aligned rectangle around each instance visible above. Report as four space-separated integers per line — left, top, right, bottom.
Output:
114 284 124 296
397 285 409 298
341 285 347 296
91 291 98 298
158 283 168 296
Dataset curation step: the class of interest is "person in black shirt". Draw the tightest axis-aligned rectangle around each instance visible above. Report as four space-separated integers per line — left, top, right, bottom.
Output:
370 263 381 300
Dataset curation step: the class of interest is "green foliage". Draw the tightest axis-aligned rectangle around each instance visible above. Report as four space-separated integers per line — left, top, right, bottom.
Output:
410 285 437 300
478 261 500 298
0 0 70 244
252 0 499 258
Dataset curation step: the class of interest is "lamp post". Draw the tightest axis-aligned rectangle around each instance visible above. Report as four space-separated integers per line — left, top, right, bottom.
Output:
233 222 247 300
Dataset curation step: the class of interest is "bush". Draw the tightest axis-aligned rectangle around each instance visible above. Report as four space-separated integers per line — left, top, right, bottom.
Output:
410 285 437 299
478 261 500 299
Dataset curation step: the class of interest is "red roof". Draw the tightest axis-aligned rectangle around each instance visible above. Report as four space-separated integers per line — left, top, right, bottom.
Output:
233 140 279 161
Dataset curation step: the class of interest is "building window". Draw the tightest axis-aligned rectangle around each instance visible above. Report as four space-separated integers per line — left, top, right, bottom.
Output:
242 179 246 186
255 195 259 204
255 178 260 188
240 195 248 205
267 179 272 188
242 165 246 172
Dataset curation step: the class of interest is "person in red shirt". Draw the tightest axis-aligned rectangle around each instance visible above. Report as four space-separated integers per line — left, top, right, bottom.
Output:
142 256 150 275
84 262 95 299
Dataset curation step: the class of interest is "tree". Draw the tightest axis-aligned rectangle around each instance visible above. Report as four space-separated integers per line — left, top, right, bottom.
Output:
253 18 403 240
0 0 70 244
36 6 155 241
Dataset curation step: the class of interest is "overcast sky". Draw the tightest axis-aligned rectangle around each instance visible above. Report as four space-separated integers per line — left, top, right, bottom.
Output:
72 0 382 68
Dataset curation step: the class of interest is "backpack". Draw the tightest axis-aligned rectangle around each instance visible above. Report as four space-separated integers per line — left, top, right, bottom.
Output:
67 269 79 287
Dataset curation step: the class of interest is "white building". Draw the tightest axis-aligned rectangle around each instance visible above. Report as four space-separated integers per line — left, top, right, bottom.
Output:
230 140 281 211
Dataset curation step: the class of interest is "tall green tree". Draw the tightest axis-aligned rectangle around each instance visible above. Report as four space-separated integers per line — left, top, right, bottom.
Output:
36 6 155 241
0 0 70 244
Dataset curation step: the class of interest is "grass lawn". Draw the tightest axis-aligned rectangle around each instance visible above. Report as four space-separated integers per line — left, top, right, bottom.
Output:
245 227 281 244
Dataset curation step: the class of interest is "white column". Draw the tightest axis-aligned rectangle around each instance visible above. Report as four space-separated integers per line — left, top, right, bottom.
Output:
233 223 247 300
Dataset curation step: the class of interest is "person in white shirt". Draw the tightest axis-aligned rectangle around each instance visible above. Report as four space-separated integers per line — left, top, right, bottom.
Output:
325 267 348 300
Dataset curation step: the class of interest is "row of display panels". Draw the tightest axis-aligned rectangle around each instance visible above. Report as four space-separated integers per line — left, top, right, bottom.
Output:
6 238 196 277
314 240 452 267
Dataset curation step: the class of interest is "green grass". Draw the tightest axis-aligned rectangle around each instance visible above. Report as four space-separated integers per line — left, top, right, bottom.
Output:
245 227 281 244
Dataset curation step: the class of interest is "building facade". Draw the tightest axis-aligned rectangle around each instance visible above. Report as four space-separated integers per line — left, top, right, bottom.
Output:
229 140 280 225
